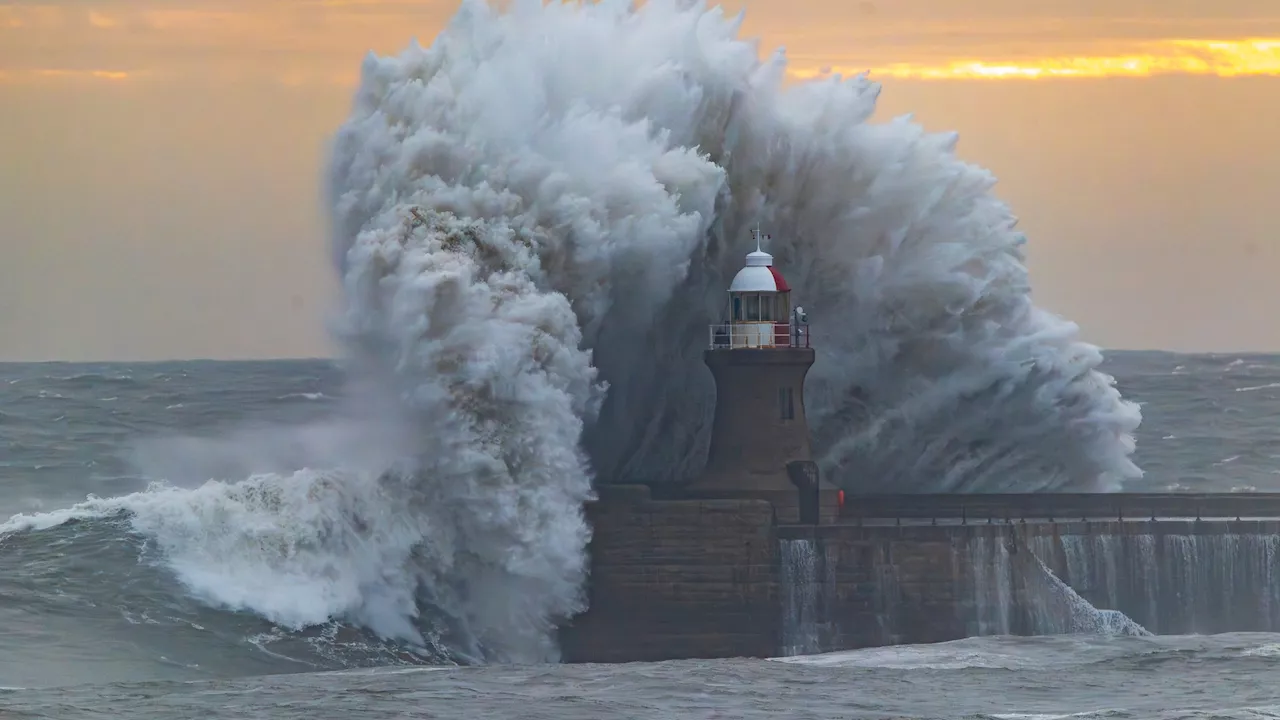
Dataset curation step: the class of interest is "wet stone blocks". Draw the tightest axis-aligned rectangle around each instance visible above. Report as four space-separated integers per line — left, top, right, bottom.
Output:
558 488 1280 663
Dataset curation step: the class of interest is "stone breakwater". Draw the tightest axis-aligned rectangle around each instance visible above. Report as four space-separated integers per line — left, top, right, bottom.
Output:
558 488 1280 662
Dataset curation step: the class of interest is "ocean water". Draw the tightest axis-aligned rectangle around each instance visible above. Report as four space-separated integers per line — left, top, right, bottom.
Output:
9 1 1278 715
1 352 1279 717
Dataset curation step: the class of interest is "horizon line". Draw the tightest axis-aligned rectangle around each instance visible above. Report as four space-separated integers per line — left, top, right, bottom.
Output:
0 348 1275 364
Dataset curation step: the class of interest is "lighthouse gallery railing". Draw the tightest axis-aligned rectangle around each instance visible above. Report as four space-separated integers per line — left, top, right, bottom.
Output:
708 322 811 350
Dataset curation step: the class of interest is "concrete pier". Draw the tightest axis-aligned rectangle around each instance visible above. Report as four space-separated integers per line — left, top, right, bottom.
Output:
558 489 1280 663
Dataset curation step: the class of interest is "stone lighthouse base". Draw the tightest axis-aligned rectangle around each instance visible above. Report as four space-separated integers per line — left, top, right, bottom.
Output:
681 460 842 525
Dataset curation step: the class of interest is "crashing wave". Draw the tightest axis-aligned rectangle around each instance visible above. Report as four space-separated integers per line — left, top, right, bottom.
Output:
4 0 1142 664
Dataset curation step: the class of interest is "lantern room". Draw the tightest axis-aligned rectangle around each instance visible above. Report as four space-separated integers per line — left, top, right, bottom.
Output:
709 228 809 350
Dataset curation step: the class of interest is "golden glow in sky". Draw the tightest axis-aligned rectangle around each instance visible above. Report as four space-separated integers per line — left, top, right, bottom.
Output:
9 37 1280 85
798 38 1280 80
4 0 1280 358
4 2 1280 84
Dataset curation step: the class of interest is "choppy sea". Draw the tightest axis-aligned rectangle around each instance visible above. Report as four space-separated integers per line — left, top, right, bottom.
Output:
2 351 1280 719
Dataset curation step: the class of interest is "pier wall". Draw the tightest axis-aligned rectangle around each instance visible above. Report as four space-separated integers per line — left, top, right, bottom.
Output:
558 485 781 663
557 490 1280 663
776 520 1280 655
836 492 1280 522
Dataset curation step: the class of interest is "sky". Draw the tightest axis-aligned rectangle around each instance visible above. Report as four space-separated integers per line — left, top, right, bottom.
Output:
2 0 1278 360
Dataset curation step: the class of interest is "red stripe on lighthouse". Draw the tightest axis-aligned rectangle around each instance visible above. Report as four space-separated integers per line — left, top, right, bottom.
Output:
767 266 790 292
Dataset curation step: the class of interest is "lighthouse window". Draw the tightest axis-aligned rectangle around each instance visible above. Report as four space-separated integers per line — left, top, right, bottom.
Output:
745 294 761 321
732 296 742 321
779 386 795 421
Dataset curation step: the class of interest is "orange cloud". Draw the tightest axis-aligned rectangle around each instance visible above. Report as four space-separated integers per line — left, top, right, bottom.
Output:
0 4 64 29
87 11 119 29
0 68 136 83
6 2 1280 87
796 38 1280 80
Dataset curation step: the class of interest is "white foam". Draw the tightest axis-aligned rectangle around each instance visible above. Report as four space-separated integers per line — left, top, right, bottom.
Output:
4 465 592 662
774 644 1028 670
988 707 1111 712
1241 643 1280 658
1236 382 1280 393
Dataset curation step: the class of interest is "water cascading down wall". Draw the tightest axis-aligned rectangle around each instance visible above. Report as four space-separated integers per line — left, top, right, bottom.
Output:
557 490 1280 662
777 519 1280 656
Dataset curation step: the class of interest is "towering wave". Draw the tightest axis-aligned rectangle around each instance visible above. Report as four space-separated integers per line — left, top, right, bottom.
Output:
328 0 1142 494
1 0 1143 665
319 0 1141 655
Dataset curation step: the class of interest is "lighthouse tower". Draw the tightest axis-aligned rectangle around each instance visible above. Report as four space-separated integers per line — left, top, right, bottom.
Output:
689 228 839 524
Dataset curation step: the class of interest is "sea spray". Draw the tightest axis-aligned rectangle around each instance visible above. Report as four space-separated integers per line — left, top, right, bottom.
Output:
329 0 1142 493
329 209 605 661
2 0 1143 662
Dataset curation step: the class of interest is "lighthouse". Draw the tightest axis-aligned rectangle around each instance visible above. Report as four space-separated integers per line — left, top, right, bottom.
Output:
688 228 839 524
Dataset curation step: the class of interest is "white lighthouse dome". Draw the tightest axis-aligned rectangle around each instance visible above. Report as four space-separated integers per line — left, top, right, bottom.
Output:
729 249 790 292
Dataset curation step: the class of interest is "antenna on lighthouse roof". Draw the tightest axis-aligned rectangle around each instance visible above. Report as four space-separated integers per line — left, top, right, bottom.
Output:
754 223 763 252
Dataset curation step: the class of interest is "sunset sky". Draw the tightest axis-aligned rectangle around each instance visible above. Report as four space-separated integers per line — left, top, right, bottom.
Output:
2 0 1278 360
